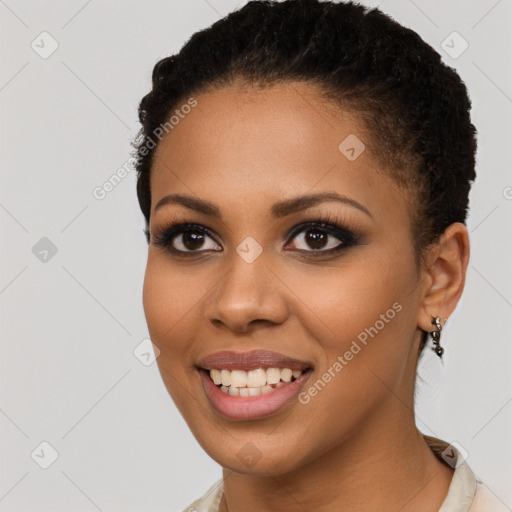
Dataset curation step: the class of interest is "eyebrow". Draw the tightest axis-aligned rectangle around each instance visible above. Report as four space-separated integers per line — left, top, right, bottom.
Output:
154 192 373 219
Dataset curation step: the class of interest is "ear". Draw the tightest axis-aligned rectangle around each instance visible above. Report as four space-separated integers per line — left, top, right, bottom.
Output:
417 222 470 332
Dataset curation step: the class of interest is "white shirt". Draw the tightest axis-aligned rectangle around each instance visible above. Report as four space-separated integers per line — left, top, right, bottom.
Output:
182 436 509 511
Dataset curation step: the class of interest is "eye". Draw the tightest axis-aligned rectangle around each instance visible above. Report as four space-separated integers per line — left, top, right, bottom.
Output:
152 223 221 255
151 215 361 257
284 221 359 255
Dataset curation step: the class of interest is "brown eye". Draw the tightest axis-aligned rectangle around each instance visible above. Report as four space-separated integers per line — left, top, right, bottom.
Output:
302 228 330 250
177 231 207 251
286 223 355 253
152 219 360 257
152 223 222 254
169 229 221 252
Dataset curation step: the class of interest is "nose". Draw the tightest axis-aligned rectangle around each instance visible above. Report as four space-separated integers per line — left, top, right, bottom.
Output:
204 251 289 333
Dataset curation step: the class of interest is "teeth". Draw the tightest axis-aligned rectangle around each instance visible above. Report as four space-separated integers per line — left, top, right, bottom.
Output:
266 368 281 385
230 370 248 388
247 368 267 387
208 367 305 394
220 369 230 387
280 368 292 382
210 369 222 385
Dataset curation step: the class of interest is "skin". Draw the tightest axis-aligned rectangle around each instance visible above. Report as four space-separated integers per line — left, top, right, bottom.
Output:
142 81 470 511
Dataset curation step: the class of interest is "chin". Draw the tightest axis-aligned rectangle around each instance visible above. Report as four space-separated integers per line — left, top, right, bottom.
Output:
195 429 310 476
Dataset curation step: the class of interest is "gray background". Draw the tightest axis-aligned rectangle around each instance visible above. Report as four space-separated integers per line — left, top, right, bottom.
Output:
1 0 511 510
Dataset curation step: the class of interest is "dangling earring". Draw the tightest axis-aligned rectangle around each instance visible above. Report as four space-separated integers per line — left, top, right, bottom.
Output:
430 316 444 358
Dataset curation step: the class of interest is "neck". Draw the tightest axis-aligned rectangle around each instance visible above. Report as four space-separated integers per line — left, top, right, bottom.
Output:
220 405 453 512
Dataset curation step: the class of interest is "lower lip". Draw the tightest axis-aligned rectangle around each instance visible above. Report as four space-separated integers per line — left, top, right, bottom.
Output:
198 368 313 421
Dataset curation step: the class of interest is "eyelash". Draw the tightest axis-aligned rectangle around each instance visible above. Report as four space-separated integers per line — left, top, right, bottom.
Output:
151 212 362 258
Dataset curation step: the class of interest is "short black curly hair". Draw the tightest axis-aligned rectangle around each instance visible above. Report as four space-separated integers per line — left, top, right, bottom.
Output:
132 0 477 353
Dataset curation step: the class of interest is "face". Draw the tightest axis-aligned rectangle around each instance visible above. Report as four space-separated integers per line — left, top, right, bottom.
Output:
143 82 427 475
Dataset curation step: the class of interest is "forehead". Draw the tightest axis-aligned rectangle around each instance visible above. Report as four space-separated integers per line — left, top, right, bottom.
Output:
150 82 406 221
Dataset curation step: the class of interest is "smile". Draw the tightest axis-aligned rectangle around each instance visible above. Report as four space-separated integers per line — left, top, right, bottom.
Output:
195 349 314 420
209 367 304 396
198 366 313 420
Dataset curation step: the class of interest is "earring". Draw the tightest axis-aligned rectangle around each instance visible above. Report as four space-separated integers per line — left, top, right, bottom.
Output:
430 316 444 358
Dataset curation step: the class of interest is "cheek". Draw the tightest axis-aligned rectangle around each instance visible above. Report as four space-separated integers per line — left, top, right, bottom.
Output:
286 254 416 389
142 258 203 412
286 259 415 455
142 256 202 345
283 255 406 339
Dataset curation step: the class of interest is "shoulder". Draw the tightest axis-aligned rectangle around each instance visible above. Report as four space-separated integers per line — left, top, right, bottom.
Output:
468 480 511 512
422 435 510 512
180 479 224 512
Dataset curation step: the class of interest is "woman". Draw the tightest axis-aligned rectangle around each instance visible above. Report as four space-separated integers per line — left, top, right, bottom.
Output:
132 1 505 510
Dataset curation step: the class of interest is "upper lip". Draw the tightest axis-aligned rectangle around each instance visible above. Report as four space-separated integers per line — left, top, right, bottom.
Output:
196 349 313 372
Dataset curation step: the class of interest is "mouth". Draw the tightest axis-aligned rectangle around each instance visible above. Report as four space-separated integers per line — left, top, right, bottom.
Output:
195 350 314 420
205 367 307 396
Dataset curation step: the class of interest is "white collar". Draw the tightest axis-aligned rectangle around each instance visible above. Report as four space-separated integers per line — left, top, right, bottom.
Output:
424 435 477 512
